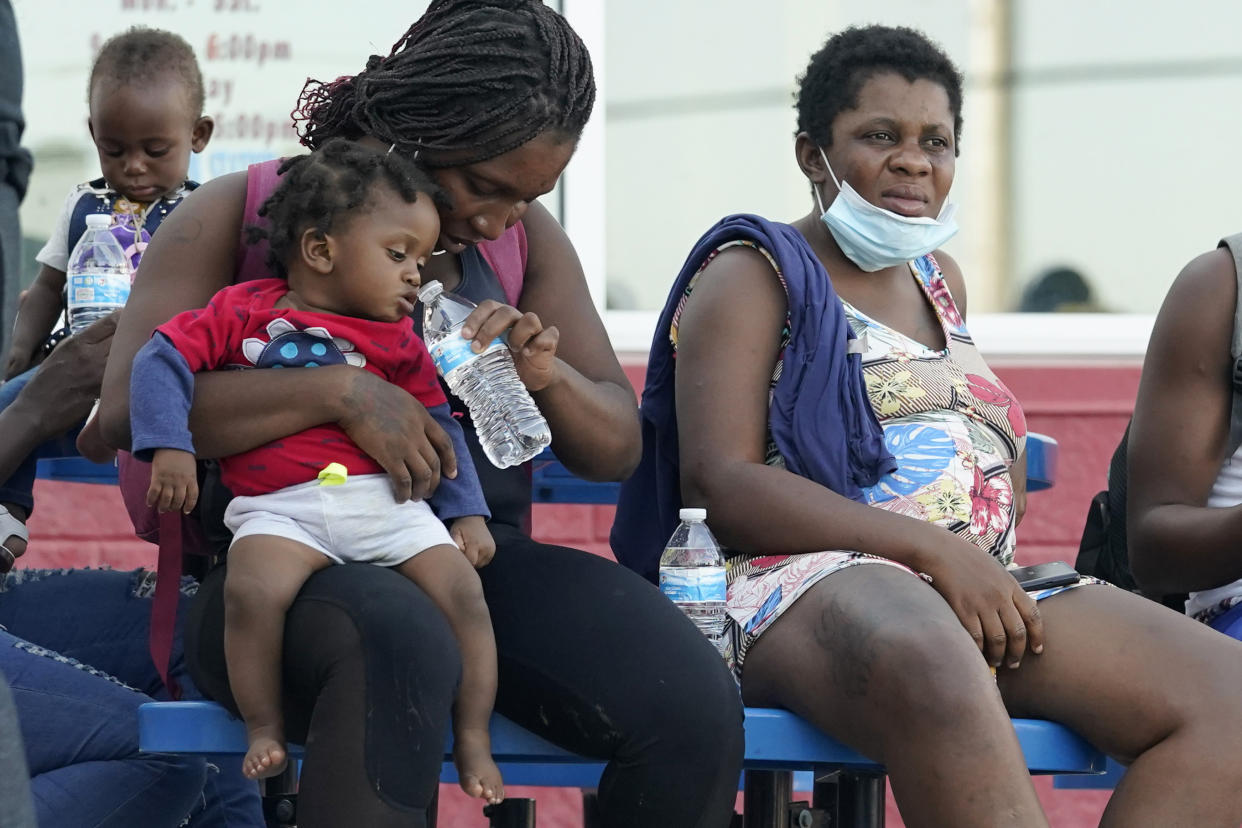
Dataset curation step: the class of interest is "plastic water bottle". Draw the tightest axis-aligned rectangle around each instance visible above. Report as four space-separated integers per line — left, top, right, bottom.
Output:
660 508 729 659
418 280 551 468
67 213 130 334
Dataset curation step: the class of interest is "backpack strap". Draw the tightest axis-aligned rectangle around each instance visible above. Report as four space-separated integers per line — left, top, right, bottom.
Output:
149 511 184 700
235 159 284 284
1217 233 1242 456
476 222 528 307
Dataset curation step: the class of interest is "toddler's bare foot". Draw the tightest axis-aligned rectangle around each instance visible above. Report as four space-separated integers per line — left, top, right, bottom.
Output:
454 728 504 804
242 725 288 779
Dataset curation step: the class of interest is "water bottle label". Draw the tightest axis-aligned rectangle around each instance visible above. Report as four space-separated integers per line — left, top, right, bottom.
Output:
68 269 129 308
429 336 507 376
659 568 726 603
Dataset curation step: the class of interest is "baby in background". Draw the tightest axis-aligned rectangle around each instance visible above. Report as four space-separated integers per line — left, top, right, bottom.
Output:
0 25 212 571
5 25 212 380
128 138 504 803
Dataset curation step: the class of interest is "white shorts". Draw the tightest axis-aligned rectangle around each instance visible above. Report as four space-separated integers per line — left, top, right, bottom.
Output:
223 474 454 567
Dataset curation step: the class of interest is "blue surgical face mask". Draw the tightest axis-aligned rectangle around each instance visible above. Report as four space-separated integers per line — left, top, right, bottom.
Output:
814 147 959 272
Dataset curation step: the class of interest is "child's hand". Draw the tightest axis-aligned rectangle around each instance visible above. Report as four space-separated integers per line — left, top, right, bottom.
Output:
450 515 495 568
147 449 199 514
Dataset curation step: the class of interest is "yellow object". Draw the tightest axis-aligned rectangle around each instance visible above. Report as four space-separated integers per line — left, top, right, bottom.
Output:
318 462 348 486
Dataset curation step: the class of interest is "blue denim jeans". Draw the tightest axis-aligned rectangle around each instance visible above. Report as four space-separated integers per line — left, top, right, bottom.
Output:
0 568 264 827
1209 601 1242 639
0 368 83 513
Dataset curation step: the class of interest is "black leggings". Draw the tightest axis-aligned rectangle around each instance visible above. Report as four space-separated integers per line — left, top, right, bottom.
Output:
186 523 745 828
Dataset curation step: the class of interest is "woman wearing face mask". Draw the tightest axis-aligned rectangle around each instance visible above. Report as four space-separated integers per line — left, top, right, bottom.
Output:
614 24 1242 826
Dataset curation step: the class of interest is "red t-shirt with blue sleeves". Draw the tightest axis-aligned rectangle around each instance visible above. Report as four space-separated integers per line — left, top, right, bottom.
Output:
155 278 447 496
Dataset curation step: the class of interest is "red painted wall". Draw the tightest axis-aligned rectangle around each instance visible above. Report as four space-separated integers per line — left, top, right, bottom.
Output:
19 357 1143 826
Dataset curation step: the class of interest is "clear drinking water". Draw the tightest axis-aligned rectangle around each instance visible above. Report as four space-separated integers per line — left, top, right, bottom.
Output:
659 508 729 658
66 213 130 334
418 280 551 468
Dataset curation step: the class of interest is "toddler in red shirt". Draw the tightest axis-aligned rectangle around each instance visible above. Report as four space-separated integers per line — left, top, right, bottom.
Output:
129 139 503 802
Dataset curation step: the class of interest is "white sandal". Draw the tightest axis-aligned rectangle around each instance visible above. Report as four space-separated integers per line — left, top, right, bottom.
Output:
0 504 28 569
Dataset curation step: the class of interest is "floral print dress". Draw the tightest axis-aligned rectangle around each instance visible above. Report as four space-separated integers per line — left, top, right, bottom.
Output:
671 241 1088 679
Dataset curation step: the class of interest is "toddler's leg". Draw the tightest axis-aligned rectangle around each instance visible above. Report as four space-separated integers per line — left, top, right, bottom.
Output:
395 545 503 804
225 535 331 780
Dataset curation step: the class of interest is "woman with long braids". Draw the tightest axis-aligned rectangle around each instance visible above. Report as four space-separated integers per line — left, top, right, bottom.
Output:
98 2 745 826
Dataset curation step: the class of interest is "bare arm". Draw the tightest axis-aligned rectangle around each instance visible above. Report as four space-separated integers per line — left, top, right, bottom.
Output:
1128 247 1242 593
676 244 1042 668
457 201 639 481
99 171 456 500
5 265 65 380
0 313 116 483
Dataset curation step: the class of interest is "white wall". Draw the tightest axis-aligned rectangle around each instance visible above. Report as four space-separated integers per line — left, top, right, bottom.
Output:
12 0 435 237
14 0 1240 356
1010 0 1242 315
602 0 1242 322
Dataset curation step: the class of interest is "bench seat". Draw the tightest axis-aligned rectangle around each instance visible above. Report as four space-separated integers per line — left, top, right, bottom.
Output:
138 699 1105 778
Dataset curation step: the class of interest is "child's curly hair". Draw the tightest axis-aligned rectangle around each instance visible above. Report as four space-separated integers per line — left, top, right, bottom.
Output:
248 138 447 278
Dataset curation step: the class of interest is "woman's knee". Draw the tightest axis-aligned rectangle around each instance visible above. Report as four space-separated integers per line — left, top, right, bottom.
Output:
286 564 461 704
758 573 995 726
651 648 744 751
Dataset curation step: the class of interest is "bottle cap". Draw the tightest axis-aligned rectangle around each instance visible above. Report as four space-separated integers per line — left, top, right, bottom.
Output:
317 462 348 486
417 281 443 303
84 213 111 228
679 507 706 521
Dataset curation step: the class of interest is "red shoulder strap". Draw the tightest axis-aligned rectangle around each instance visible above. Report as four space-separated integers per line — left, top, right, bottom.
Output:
150 511 186 700
476 222 527 307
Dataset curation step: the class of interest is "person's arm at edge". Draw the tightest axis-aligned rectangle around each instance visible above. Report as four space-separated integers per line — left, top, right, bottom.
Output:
511 201 639 481
1128 246 1242 593
5 266 65 379
0 313 116 483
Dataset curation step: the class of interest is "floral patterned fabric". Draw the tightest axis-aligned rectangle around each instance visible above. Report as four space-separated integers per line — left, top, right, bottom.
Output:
671 242 1085 679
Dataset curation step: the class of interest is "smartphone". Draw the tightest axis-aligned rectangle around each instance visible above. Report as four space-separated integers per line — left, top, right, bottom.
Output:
1008 561 1080 591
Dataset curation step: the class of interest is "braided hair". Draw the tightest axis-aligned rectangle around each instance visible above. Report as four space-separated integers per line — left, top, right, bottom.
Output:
248 138 447 279
90 27 205 116
292 0 595 167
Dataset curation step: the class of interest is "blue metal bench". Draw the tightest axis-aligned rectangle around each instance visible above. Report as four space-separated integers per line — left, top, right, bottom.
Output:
121 432 1111 827
139 699 1103 827
35 455 118 484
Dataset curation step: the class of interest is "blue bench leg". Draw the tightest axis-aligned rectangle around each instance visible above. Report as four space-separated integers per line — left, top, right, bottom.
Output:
259 763 298 828
582 790 600 828
813 770 885 828
744 769 794 828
